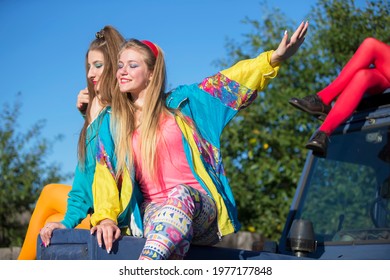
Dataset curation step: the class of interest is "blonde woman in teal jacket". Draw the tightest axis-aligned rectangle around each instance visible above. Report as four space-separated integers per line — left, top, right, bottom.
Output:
92 21 308 259
41 22 308 259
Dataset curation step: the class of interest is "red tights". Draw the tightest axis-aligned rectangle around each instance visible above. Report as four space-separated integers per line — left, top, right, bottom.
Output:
317 37 390 135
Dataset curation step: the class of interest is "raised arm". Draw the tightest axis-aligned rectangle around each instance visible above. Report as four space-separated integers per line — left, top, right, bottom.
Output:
271 21 309 66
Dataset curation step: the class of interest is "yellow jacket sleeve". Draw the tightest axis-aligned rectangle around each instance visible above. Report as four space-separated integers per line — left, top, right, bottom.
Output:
220 50 279 91
90 161 120 226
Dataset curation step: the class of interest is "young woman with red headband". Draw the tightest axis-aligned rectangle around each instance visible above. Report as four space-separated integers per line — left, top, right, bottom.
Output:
83 22 309 260
289 37 390 157
18 25 125 259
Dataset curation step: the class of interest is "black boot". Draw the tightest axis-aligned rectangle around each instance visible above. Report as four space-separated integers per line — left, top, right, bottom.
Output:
289 94 332 121
305 131 329 157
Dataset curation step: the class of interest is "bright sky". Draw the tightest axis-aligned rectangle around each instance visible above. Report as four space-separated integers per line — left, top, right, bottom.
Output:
0 0 367 185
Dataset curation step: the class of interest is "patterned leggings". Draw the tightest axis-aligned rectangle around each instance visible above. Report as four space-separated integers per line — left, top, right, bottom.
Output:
139 184 220 260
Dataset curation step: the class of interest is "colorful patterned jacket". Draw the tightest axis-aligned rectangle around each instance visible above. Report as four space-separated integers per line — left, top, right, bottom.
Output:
62 50 280 238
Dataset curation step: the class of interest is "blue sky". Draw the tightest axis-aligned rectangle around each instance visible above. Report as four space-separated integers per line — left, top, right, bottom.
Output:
0 0 366 185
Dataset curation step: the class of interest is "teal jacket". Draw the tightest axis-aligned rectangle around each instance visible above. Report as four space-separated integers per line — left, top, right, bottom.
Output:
62 50 280 237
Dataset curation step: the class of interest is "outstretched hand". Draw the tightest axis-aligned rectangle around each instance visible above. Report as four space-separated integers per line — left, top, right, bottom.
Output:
271 21 309 66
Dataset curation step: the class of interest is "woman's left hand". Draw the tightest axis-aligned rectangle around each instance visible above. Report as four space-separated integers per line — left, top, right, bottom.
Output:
271 21 309 66
90 219 121 253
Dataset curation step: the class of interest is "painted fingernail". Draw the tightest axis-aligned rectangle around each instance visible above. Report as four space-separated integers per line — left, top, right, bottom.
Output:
98 243 102 248
107 248 111 254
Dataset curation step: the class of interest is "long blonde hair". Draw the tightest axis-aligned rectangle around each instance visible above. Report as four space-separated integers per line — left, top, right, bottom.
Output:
111 39 168 182
77 26 125 164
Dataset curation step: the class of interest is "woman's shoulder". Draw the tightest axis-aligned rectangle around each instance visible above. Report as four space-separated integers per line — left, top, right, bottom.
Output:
94 105 111 119
88 106 111 130
165 83 205 108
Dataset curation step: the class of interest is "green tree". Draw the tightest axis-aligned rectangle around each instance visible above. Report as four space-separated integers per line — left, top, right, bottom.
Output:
0 94 71 247
217 0 390 240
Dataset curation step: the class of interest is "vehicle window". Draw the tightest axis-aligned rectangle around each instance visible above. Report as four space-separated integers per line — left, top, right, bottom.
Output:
297 127 390 243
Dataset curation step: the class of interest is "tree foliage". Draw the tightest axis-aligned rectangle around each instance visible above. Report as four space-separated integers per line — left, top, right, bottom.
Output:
0 93 71 247
217 0 390 240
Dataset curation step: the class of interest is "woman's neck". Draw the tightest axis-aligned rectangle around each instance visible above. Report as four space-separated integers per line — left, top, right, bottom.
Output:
129 89 146 109
89 96 104 122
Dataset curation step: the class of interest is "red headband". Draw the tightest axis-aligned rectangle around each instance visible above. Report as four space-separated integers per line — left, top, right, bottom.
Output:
141 40 159 58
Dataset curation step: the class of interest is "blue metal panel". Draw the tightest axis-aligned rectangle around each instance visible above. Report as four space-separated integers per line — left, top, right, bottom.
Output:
37 229 303 260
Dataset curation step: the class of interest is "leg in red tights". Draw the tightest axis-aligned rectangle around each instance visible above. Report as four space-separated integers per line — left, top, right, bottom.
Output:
293 38 390 157
320 68 390 135
318 37 390 106
17 184 90 260
288 38 390 121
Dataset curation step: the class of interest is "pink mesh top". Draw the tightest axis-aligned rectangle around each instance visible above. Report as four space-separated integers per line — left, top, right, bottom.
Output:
132 114 206 203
